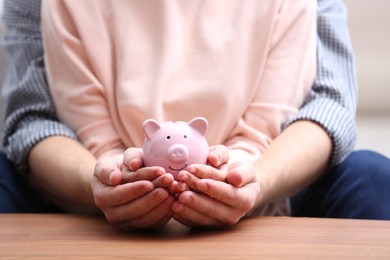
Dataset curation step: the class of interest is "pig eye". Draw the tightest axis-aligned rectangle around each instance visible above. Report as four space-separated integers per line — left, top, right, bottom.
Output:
166 136 171 139
183 135 187 138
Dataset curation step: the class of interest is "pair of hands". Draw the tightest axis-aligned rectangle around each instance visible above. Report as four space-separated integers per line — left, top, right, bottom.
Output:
91 145 260 230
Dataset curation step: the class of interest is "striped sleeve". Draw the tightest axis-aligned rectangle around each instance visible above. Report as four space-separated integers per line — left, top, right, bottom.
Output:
286 0 357 166
1 0 77 174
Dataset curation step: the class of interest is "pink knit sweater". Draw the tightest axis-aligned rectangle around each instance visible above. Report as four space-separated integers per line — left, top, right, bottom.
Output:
42 0 316 215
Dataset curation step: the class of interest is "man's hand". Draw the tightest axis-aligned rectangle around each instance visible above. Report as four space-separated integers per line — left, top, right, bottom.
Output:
172 145 260 228
91 148 175 230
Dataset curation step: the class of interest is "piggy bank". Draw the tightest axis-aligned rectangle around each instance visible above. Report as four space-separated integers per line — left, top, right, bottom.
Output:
142 117 209 179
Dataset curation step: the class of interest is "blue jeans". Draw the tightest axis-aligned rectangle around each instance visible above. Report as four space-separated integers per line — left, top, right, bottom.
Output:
291 150 390 220
0 150 60 213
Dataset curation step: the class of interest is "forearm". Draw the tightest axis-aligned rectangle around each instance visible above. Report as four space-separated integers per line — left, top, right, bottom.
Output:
287 0 358 166
27 136 99 214
255 120 332 206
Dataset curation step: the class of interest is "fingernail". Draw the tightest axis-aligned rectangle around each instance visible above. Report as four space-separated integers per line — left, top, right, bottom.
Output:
196 181 208 192
109 172 114 184
213 152 221 164
128 157 139 171
179 173 189 182
155 169 164 177
155 190 168 201
143 184 154 193
172 203 184 213
179 184 188 192
179 195 192 204
187 166 196 174
109 171 120 185
128 158 135 171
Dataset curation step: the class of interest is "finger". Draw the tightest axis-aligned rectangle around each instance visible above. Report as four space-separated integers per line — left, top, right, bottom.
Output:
94 155 124 186
171 198 222 228
208 145 230 168
171 213 195 228
151 173 175 189
226 163 257 187
172 208 221 228
178 170 255 211
123 147 144 171
119 196 175 230
94 166 121 186
173 191 238 227
174 181 189 193
195 178 257 212
143 209 173 230
177 164 227 193
177 170 201 193
186 164 227 181
92 178 154 208
108 169 123 186
107 190 172 228
121 188 170 218
121 166 166 183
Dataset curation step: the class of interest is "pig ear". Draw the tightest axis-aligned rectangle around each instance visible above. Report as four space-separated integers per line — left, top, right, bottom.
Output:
142 119 161 140
188 117 208 136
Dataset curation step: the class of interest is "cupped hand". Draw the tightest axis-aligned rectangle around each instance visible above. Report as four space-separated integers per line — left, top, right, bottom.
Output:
172 145 261 228
91 148 176 230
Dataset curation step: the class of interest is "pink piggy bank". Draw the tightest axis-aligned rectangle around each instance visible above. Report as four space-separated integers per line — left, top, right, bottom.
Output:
142 117 209 179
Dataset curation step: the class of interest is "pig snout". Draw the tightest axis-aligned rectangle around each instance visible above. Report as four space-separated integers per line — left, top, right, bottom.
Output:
167 144 189 163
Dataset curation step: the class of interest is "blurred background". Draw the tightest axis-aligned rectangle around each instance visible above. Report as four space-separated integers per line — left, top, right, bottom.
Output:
0 0 389 157
344 0 390 157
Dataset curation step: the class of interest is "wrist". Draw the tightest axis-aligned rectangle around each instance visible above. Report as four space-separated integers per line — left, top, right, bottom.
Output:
253 120 332 206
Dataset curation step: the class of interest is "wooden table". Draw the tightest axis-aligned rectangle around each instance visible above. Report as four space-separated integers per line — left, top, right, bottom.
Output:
1 214 390 259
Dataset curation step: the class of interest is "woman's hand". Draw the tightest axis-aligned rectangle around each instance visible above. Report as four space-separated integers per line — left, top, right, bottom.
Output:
172 145 261 228
91 148 176 230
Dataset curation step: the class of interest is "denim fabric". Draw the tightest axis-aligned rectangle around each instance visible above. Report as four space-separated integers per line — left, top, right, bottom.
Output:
291 150 390 220
0 150 60 213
